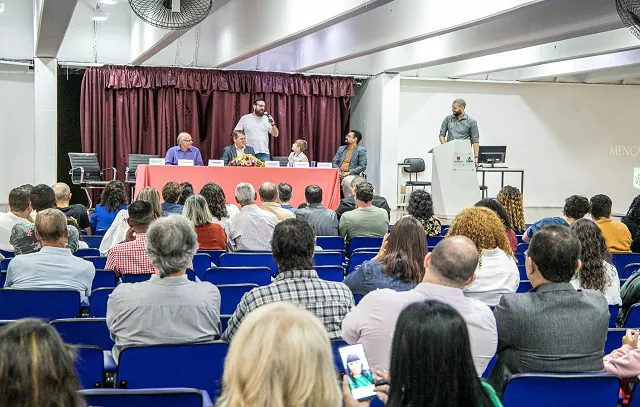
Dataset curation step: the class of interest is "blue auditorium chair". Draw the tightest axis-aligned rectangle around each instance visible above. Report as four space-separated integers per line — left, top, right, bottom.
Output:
501 372 620 407
75 248 102 257
0 258 11 271
80 388 213 407
517 242 529 253
204 267 271 286
514 252 525 264
220 315 231 333
197 250 225 266
517 264 527 280
427 235 444 246
0 271 6 287
609 304 619 328
516 281 533 293
92 269 117 291
347 237 383 255
75 345 105 389
122 273 153 283
116 342 228 400
191 253 212 280
85 256 108 270
623 303 640 328
612 254 640 276
348 251 377 273
51 318 114 350
516 234 526 244
0 249 14 258
316 236 346 251
313 251 343 266
219 253 278 275
216 284 258 314
89 288 114 318
622 263 640 279
0 289 81 320
604 328 626 355
315 266 345 282
482 355 497 378
82 236 103 249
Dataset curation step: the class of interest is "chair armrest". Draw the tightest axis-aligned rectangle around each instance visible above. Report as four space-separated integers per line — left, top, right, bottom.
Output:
124 167 131 183
100 167 117 180
69 166 85 183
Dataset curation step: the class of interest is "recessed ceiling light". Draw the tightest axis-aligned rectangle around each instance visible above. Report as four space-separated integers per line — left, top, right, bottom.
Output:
98 0 117 4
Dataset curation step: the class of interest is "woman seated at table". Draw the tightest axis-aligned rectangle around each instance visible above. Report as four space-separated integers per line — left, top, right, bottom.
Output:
183 194 226 250
288 139 309 165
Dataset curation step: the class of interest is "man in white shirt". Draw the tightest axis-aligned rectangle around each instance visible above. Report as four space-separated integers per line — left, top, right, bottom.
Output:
226 183 279 251
342 235 497 375
0 187 32 256
234 98 279 162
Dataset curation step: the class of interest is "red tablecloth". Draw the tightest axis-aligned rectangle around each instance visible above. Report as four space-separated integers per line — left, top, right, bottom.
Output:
135 165 342 210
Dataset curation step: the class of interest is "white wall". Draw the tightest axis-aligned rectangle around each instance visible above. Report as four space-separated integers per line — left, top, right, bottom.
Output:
351 76 382 192
398 79 640 214
0 67 35 204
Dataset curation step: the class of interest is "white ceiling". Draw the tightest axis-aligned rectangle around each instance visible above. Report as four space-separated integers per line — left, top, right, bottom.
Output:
2 0 640 85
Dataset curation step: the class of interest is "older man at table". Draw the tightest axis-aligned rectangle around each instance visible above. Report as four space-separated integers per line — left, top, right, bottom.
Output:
332 130 367 198
165 132 204 166
221 130 256 165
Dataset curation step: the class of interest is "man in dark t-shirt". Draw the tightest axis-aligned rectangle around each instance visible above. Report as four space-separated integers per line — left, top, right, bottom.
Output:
53 183 91 235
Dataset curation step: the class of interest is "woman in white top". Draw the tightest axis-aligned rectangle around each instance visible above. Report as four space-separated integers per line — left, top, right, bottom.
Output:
570 219 622 305
288 139 309 165
448 207 520 306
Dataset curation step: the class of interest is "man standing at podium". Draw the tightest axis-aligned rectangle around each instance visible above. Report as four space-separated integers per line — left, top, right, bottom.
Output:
439 99 480 165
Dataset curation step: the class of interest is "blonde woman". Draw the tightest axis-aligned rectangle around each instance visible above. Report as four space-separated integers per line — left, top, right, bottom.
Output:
288 139 309 165
447 207 519 306
98 187 161 255
216 302 341 407
496 185 526 233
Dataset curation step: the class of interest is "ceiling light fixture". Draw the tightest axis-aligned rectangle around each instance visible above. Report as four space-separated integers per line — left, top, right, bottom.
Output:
90 4 109 21
0 3 6 13
98 0 117 4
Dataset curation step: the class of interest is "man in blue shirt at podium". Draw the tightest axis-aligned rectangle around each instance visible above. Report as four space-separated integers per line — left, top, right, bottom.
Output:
438 99 480 165
165 132 204 166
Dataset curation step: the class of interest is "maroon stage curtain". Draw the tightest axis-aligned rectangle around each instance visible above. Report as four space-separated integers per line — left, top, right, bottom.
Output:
80 66 354 187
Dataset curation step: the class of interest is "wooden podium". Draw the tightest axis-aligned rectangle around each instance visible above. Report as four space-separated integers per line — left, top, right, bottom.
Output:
430 140 481 219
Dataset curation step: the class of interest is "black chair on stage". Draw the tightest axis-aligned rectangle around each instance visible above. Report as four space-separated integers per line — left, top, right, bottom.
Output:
68 153 116 208
125 154 159 200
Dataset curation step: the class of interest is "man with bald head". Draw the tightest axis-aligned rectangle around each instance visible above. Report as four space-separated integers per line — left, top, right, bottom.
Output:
53 182 91 236
342 235 497 374
258 182 294 221
164 132 204 166
439 98 480 164
5 208 95 302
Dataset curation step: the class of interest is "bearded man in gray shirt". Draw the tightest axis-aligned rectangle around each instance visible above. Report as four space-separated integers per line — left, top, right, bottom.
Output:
439 98 480 165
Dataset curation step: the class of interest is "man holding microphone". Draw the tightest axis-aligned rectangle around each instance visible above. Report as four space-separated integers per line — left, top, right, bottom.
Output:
235 98 279 162
438 98 480 165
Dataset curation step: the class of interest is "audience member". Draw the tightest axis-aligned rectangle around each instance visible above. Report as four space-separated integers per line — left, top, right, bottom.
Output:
447 207 519 306
161 182 183 216
406 189 441 237
10 184 79 255
6 209 94 302
288 139 309 165
603 329 640 405
570 219 622 305
221 130 256 165
0 319 85 407
298 202 309 210
475 198 518 252
496 185 526 233
332 130 367 198
0 187 31 254
90 180 128 232
183 194 226 250
622 194 640 253
178 182 194 206
591 194 632 252
200 182 239 221
258 182 295 221
66 218 89 249
339 182 389 244
222 218 354 341
336 176 391 220
523 194 590 242
217 302 341 407
277 182 296 213
105 201 156 277
226 183 278 251
164 132 204 166
99 187 161 255
295 185 339 236
342 236 496 374
489 225 609 390
344 300 502 407
107 216 220 361
344 216 426 296
52 182 91 236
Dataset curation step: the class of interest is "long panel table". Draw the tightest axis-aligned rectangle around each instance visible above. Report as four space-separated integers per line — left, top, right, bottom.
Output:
135 165 342 210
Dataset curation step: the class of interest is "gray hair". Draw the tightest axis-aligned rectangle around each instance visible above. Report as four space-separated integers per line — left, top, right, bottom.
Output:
177 132 191 144
35 208 67 242
453 98 466 108
146 216 198 278
182 194 213 227
235 183 256 206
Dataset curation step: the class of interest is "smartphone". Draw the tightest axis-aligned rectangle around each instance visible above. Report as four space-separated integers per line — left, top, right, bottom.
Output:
339 344 378 401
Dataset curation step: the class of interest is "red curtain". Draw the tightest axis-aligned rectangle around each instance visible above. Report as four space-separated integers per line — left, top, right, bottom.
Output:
80 66 354 183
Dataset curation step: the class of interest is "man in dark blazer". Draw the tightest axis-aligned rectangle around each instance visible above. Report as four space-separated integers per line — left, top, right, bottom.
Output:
221 130 256 165
332 130 367 198
488 224 609 392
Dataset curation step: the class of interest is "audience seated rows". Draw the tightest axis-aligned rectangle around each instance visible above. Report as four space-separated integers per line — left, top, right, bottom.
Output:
339 182 389 244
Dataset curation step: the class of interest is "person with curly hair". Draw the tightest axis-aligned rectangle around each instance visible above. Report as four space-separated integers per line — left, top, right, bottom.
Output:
199 182 231 222
90 180 128 232
591 194 632 253
178 182 194 206
475 198 518 252
496 185 525 233
447 207 519 306
406 190 441 237
523 195 590 243
160 182 184 217
569 219 621 305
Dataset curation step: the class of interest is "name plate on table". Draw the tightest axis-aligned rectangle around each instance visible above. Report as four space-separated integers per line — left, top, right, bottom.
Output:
316 162 332 169
208 159 224 167
294 162 310 168
264 161 280 168
149 158 165 166
178 159 194 166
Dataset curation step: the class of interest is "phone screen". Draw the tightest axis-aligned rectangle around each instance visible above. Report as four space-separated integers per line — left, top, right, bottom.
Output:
339 344 377 401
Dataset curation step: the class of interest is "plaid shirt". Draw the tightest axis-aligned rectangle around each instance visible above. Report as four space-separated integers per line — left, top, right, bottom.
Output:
221 270 354 342
105 233 155 277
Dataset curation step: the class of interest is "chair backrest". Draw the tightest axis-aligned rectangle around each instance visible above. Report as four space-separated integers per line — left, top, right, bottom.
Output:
75 345 104 389
605 328 626 355
220 315 231 333
75 248 101 258
0 258 10 271
51 318 114 350
0 289 81 320
117 342 229 400
316 236 346 251
122 273 153 283
0 272 5 287
85 256 108 270
80 388 208 407
219 253 278 275
501 372 620 407
517 280 533 293
313 251 343 266
514 252 525 264
191 253 212 281
204 267 271 286
89 287 114 318
403 157 425 173
623 303 640 328
348 237 383 255
127 154 159 180
92 269 117 291
622 263 640 279
216 284 259 314
68 153 102 182
348 252 378 273
426 235 444 246
517 242 529 253
315 266 345 282
271 156 289 167
82 236 103 249
517 264 527 280
198 250 226 266
613 253 640 276
609 304 619 328
0 249 14 258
